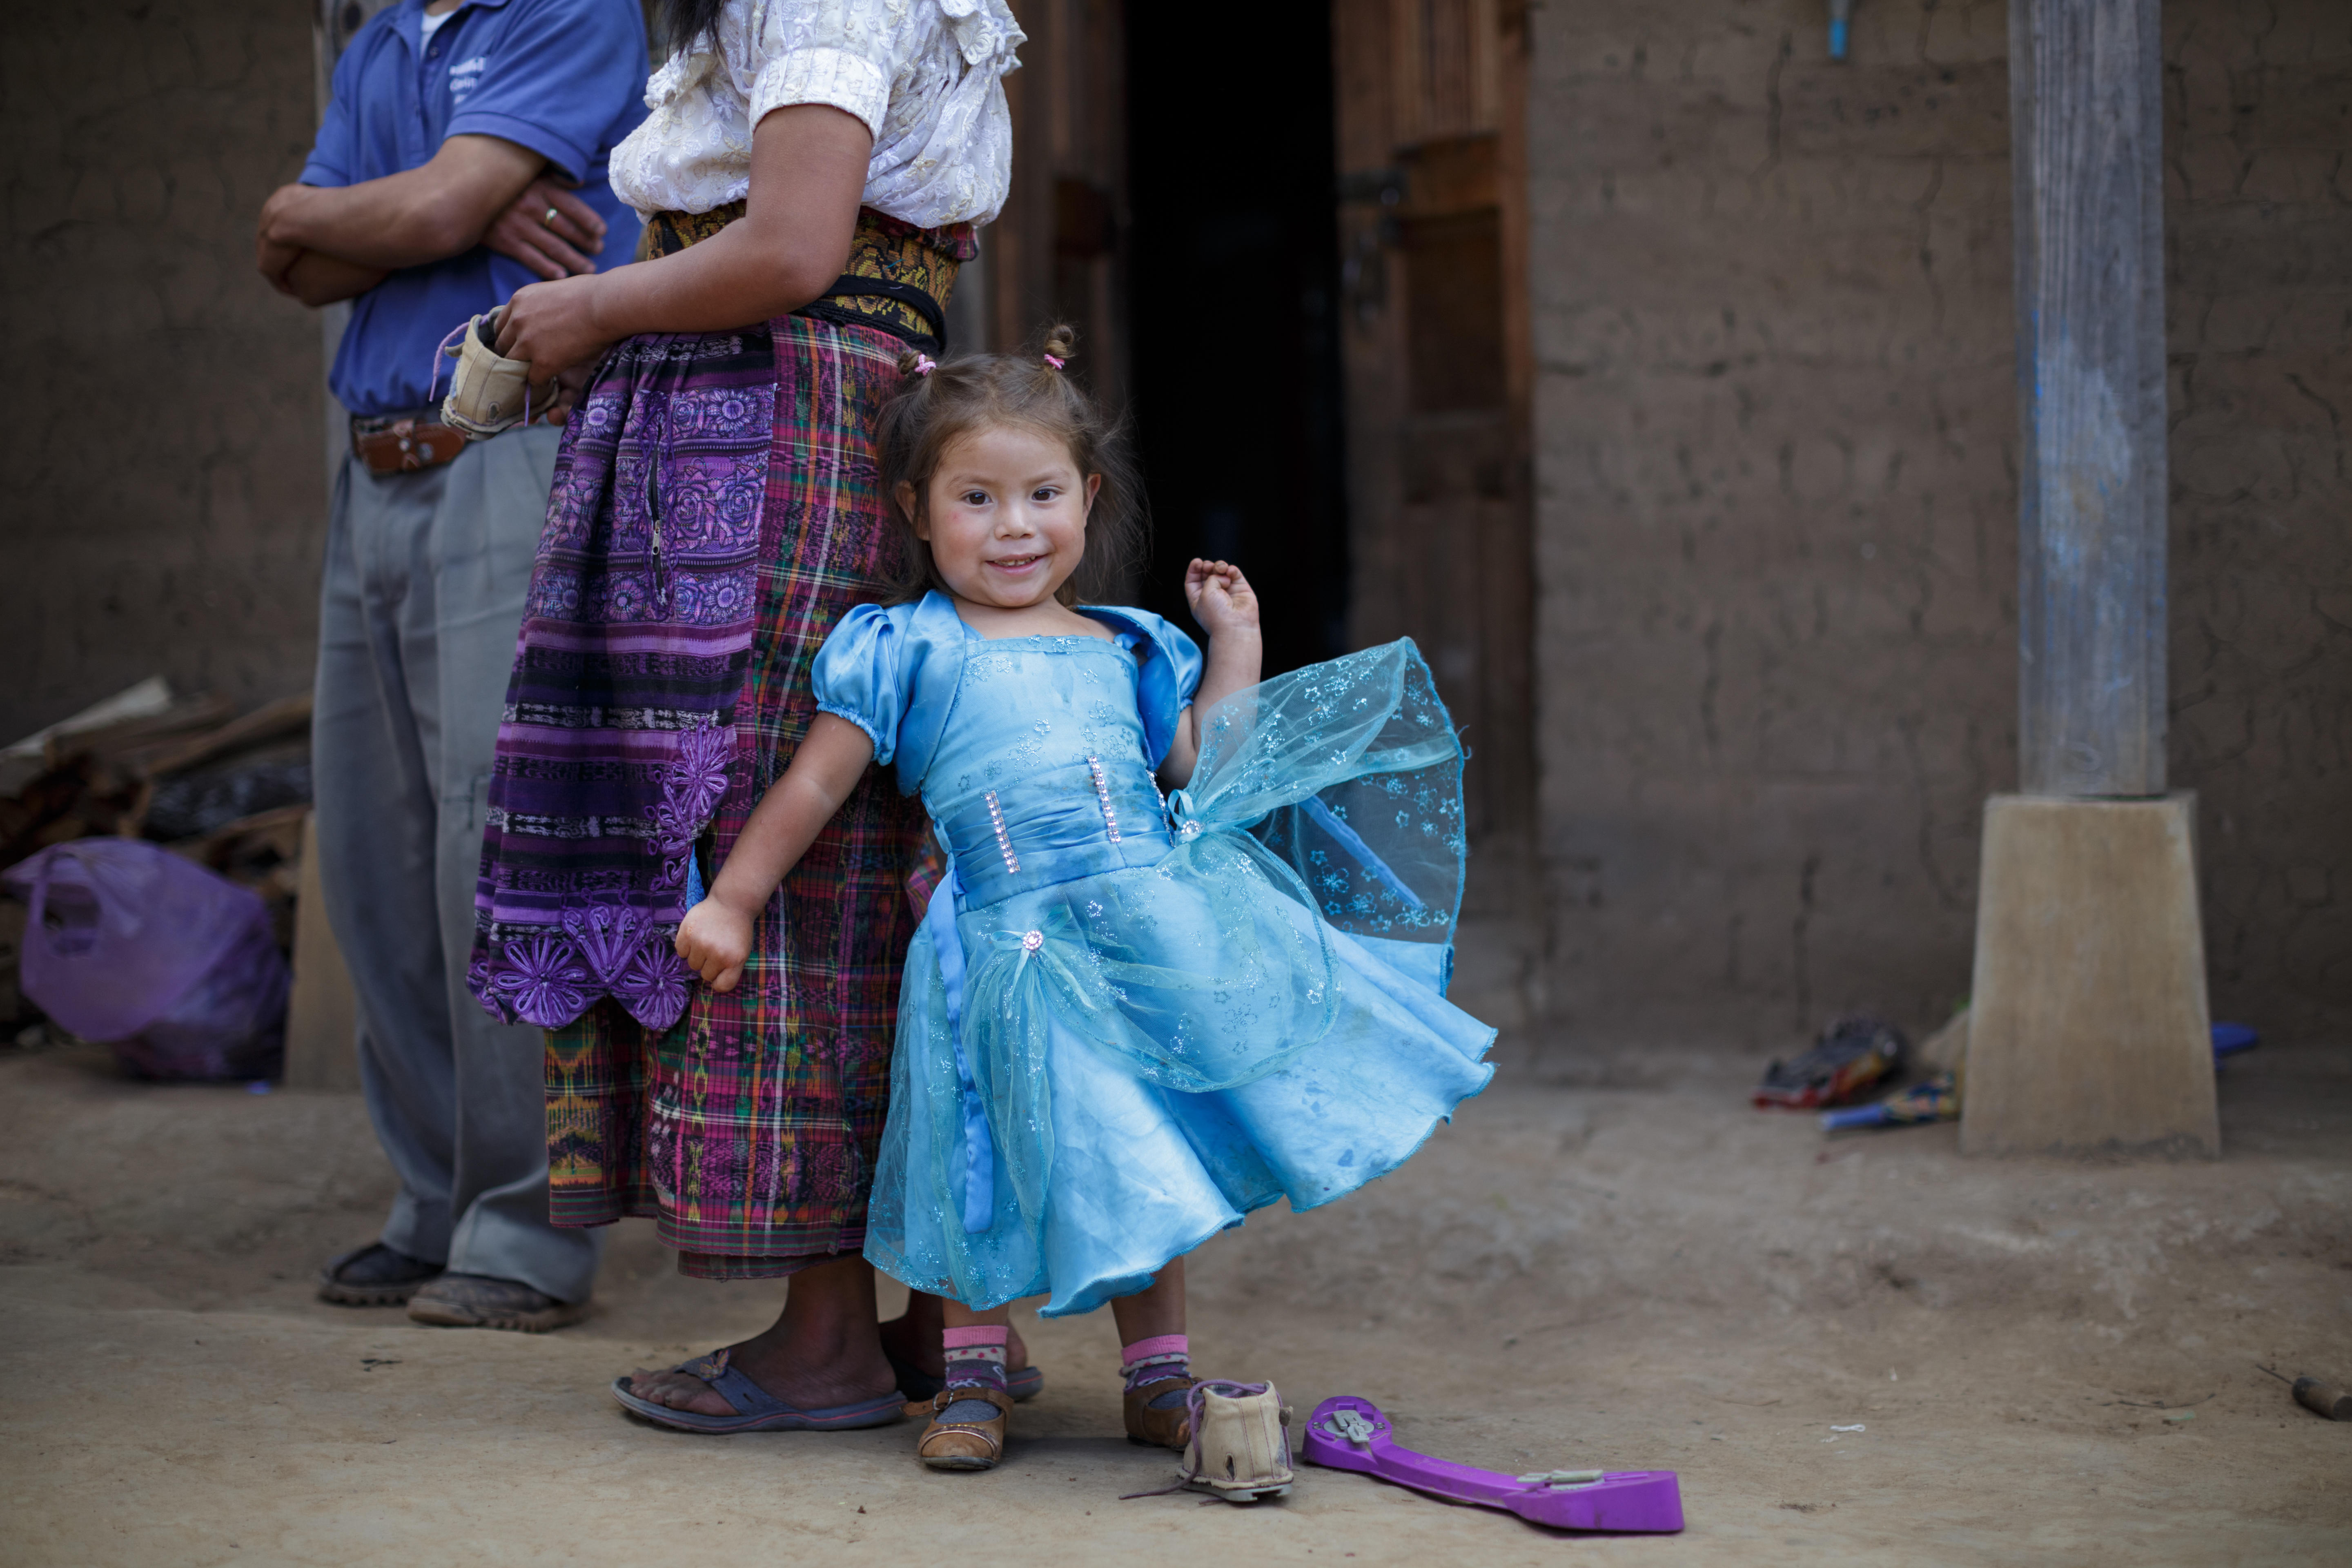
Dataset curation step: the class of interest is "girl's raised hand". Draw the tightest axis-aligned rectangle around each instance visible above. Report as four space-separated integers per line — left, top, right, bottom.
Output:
1184 559 1261 639
675 896 753 993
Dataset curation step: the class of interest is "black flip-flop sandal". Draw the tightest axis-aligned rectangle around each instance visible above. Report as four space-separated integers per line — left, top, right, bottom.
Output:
613 1349 908 1434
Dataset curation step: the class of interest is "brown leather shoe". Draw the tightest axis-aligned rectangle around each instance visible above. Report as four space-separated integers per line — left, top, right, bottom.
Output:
916 1386 1014 1471
1124 1375 1200 1450
406 1273 588 1332
317 1242 441 1307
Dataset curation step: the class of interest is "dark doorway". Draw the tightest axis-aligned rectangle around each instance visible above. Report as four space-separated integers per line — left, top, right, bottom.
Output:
1123 4 1349 676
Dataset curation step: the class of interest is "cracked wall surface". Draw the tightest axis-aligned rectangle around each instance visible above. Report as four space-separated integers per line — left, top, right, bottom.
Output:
0 2 326 740
1528 0 2351 1045
2165 2 2352 1045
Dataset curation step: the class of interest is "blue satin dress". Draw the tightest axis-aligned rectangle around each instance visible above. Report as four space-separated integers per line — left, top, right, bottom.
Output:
815 591 1495 1315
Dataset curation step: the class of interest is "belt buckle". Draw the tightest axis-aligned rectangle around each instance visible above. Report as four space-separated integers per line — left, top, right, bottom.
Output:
390 418 424 470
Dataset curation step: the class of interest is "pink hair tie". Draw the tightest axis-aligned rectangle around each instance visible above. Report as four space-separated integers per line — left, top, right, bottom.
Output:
1042 353 1066 370
912 353 938 376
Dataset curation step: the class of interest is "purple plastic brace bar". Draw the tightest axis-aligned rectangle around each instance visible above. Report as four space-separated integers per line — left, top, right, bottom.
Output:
1300 1396 1683 1532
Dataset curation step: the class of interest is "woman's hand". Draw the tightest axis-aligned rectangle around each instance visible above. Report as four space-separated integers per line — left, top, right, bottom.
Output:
1184 559 1261 641
676 896 754 992
494 272 613 390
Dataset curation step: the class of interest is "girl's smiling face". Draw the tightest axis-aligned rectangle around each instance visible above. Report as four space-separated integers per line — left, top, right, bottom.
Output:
909 423 1100 611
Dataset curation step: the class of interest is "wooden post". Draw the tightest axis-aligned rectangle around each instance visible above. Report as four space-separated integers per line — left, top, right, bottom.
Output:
1965 0 2216 1156
2009 0 2168 798
284 811 362 1091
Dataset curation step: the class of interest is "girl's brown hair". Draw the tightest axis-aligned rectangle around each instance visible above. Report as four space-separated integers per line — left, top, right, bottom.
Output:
876 325 1146 606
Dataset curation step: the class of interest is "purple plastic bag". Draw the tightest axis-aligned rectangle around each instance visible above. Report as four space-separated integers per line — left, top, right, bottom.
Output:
3 839 288 1080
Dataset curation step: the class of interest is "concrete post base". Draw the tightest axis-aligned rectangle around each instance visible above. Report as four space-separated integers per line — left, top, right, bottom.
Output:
1960 793 2218 1157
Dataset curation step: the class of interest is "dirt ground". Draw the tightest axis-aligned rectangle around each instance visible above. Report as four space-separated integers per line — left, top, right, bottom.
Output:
2 1029 2347 1568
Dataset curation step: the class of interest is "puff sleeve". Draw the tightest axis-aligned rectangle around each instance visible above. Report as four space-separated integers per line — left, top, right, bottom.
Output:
1142 617 1203 769
812 602 913 765
746 0 899 140
1160 619 1205 706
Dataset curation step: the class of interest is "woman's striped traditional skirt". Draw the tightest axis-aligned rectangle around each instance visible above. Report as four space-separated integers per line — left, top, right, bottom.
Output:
486 209 974 1277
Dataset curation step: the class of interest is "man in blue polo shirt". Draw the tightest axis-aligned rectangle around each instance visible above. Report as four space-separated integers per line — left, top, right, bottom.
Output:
256 0 647 1332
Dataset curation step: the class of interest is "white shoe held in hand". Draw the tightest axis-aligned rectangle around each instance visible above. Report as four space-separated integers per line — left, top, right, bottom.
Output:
437 312 536 439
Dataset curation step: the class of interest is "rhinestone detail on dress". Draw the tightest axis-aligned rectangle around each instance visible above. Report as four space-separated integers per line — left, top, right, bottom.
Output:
985 790 1019 874
1086 755 1121 843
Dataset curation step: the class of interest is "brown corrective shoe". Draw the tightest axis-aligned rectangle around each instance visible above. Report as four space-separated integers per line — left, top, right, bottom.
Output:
916 1386 1015 1471
1124 1374 1201 1450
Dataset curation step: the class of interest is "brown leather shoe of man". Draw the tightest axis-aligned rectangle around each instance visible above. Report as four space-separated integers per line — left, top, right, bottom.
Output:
1124 1375 1200 1450
317 1242 441 1307
406 1273 588 1333
916 1387 1014 1471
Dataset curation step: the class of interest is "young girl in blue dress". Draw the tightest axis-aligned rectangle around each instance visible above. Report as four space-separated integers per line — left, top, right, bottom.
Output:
675 327 1496 1472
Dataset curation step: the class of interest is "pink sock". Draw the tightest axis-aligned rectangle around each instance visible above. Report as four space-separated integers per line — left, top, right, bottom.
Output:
943 1325 1008 1392
1120 1333 1189 1391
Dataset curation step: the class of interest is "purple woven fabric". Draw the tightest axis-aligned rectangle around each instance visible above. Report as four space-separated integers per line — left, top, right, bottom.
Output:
466 328 780 1031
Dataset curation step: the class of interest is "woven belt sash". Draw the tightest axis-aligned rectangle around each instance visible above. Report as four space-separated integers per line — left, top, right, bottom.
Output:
642 202 977 352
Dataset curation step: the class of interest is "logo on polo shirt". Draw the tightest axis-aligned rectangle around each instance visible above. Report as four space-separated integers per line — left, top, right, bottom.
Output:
450 54 488 102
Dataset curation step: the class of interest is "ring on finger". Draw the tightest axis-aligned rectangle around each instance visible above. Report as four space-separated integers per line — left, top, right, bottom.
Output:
541 205 559 229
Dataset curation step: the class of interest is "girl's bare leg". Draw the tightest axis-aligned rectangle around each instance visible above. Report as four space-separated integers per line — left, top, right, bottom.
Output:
882 1291 1030 1376
1109 1256 1185 1343
1109 1259 1194 1448
940 1297 1016 1331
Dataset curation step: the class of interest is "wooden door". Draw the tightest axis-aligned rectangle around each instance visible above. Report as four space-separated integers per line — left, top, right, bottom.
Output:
968 1 1129 392
1332 0 1534 890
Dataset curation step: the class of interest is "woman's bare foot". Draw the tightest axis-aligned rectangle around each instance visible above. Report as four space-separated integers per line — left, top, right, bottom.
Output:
624 1254 899 1417
877 1290 1031 1379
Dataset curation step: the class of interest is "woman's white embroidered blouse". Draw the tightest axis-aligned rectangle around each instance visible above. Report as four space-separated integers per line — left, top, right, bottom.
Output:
609 0 1022 229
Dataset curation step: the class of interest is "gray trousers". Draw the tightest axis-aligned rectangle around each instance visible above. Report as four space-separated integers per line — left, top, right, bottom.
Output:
312 426 601 1303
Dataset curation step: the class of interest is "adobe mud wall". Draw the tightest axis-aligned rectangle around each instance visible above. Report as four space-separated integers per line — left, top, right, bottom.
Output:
1527 0 2351 1045
0 1 327 742
2165 2 2352 1047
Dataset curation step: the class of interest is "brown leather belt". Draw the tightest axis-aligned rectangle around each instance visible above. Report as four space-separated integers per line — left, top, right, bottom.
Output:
350 410 468 475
